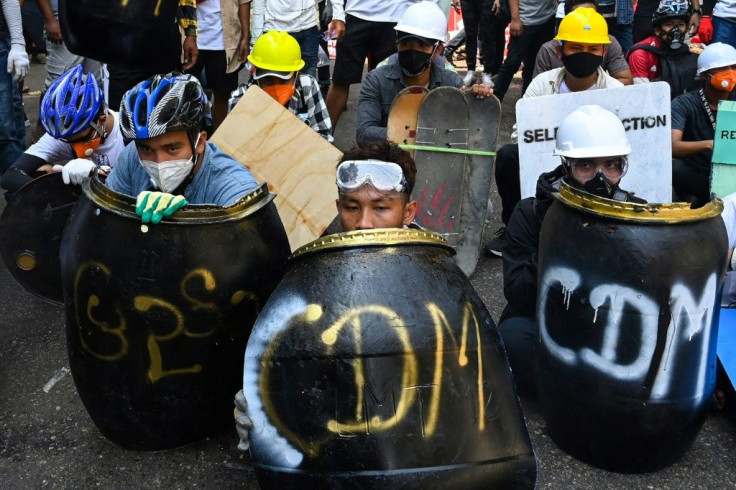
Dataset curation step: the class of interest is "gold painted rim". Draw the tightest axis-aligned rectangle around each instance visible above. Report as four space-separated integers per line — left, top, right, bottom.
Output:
85 176 274 223
291 228 453 260
556 183 724 223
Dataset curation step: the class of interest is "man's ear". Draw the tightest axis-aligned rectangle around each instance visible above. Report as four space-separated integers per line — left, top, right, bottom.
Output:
403 200 418 225
555 43 563 59
196 130 207 155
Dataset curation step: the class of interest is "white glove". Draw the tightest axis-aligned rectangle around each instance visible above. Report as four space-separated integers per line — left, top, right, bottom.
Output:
7 44 29 82
234 389 253 451
52 159 96 185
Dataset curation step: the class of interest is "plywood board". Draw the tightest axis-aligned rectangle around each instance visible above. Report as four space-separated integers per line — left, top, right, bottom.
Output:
211 86 342 250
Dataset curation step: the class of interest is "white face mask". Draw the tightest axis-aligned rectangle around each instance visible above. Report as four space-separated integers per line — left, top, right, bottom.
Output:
139 135 200 193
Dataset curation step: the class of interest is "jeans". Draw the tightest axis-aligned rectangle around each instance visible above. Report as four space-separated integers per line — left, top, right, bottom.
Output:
493 16 555 100
713 16 736 49
461 0 497 72
498 315 538 398
290 26 319 78
0 38 26 176
607 20 633 54
495 143 521 225
44 40 103 90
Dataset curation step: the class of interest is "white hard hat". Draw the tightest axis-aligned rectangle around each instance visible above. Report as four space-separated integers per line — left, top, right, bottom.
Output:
394 1 448 44
697 42 736 75
554 105 631 159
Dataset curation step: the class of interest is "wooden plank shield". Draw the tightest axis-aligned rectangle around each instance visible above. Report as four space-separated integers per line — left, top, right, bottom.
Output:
211 86 342 250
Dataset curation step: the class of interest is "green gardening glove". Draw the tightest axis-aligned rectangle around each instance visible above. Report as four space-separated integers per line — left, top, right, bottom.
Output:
135 191 189 224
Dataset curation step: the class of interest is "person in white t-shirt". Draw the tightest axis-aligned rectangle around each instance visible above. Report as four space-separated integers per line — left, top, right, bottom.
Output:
0 65 125 197
186 0 251 130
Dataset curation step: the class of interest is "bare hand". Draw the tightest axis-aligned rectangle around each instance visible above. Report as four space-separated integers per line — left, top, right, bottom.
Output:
460 83 495 99
182 36 198 71
510 17 523 37
492 0 501 13
329 19 346 40
45 17 62 44
689 12 701 36
237 35 250 62
452 0 462 12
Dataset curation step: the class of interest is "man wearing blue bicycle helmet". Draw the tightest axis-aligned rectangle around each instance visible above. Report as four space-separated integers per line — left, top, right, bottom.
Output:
106 72 259 224
0 65 125 196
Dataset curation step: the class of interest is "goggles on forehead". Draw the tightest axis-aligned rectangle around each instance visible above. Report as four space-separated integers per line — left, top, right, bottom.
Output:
563 156 628 182
336 159 408 193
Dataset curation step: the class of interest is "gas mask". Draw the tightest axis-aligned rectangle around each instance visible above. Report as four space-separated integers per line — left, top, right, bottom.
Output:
579 173 618 199
664 25 686 50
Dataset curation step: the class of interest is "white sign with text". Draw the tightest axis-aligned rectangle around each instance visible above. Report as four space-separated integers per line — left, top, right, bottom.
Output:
517 82 672 203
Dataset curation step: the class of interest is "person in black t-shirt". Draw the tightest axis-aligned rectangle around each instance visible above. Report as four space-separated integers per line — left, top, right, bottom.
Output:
672 42 736 206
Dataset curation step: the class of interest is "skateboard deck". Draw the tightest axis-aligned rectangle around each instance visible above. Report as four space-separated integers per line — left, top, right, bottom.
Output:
386 86 429 157
455 95 501 276
413 87 470 244
212 86 343 251
0 172 82 305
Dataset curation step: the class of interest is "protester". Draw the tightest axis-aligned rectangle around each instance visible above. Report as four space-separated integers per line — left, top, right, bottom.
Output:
533 0 633 85
106 0 199 109
106 73 259 224
0 0 29 176
251 0 345 78
499 105 644 397
633 0 703 43
1 66 124 196
488 7 623 257
233 139 418 450
672 42 736 206
184 0 250 130
355 0 493 145
325 0 406 129
451 0 497 86
229 31 333 141
490 0 557 100
627 0 700 97
712 0 736 47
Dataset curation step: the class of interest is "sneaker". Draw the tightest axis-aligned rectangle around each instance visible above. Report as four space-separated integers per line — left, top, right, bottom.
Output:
484 227 506 257
463 71 476 87
481 73 494 87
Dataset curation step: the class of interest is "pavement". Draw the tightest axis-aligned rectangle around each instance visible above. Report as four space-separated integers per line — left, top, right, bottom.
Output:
1 60 735 489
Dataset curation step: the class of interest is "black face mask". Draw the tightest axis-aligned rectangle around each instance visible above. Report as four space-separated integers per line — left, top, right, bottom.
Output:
398 49 434 77
577 173 617 199
664 26 686 50
560 51 604 78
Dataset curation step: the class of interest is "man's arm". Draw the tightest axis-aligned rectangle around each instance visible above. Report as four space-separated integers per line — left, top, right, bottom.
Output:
604 38 634 85
35 0 61 44
627 49 653 84
302 76 334 141
503 200 541 318
2 0 28 81
328 0 346 39
237 0 251 62
177 0 198 70
671 128 713 157
250 0 265 45
508 0 522 37
690 0 702 36
355 71 389 144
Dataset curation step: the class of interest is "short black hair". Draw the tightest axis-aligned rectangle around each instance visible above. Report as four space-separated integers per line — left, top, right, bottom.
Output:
565 0 598 15
339 140 417 197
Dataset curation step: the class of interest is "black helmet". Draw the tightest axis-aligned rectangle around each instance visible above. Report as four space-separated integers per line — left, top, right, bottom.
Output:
119 73 208 144
652 0 691 27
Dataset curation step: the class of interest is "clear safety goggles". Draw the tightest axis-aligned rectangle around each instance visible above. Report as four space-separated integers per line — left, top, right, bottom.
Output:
336 159 407 193
564 156 628 183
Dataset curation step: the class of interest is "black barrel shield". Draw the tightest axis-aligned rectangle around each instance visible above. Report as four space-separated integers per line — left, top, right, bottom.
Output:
59 0 180 67
60 177 291 450
0 172 82 305
245 229 537 489
537 184 728 472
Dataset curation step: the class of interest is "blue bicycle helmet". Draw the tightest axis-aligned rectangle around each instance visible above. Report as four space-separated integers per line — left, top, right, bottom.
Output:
40 65 104 140
119 73 207 145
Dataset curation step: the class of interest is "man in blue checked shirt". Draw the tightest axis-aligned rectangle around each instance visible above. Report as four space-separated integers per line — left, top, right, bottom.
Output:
228 31 333 142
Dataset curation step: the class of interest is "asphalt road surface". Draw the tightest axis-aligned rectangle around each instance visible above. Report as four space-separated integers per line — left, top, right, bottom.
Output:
1 60 735 489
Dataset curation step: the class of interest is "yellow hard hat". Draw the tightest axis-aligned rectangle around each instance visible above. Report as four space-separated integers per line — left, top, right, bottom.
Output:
554 8 611 44
248 31 306 72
